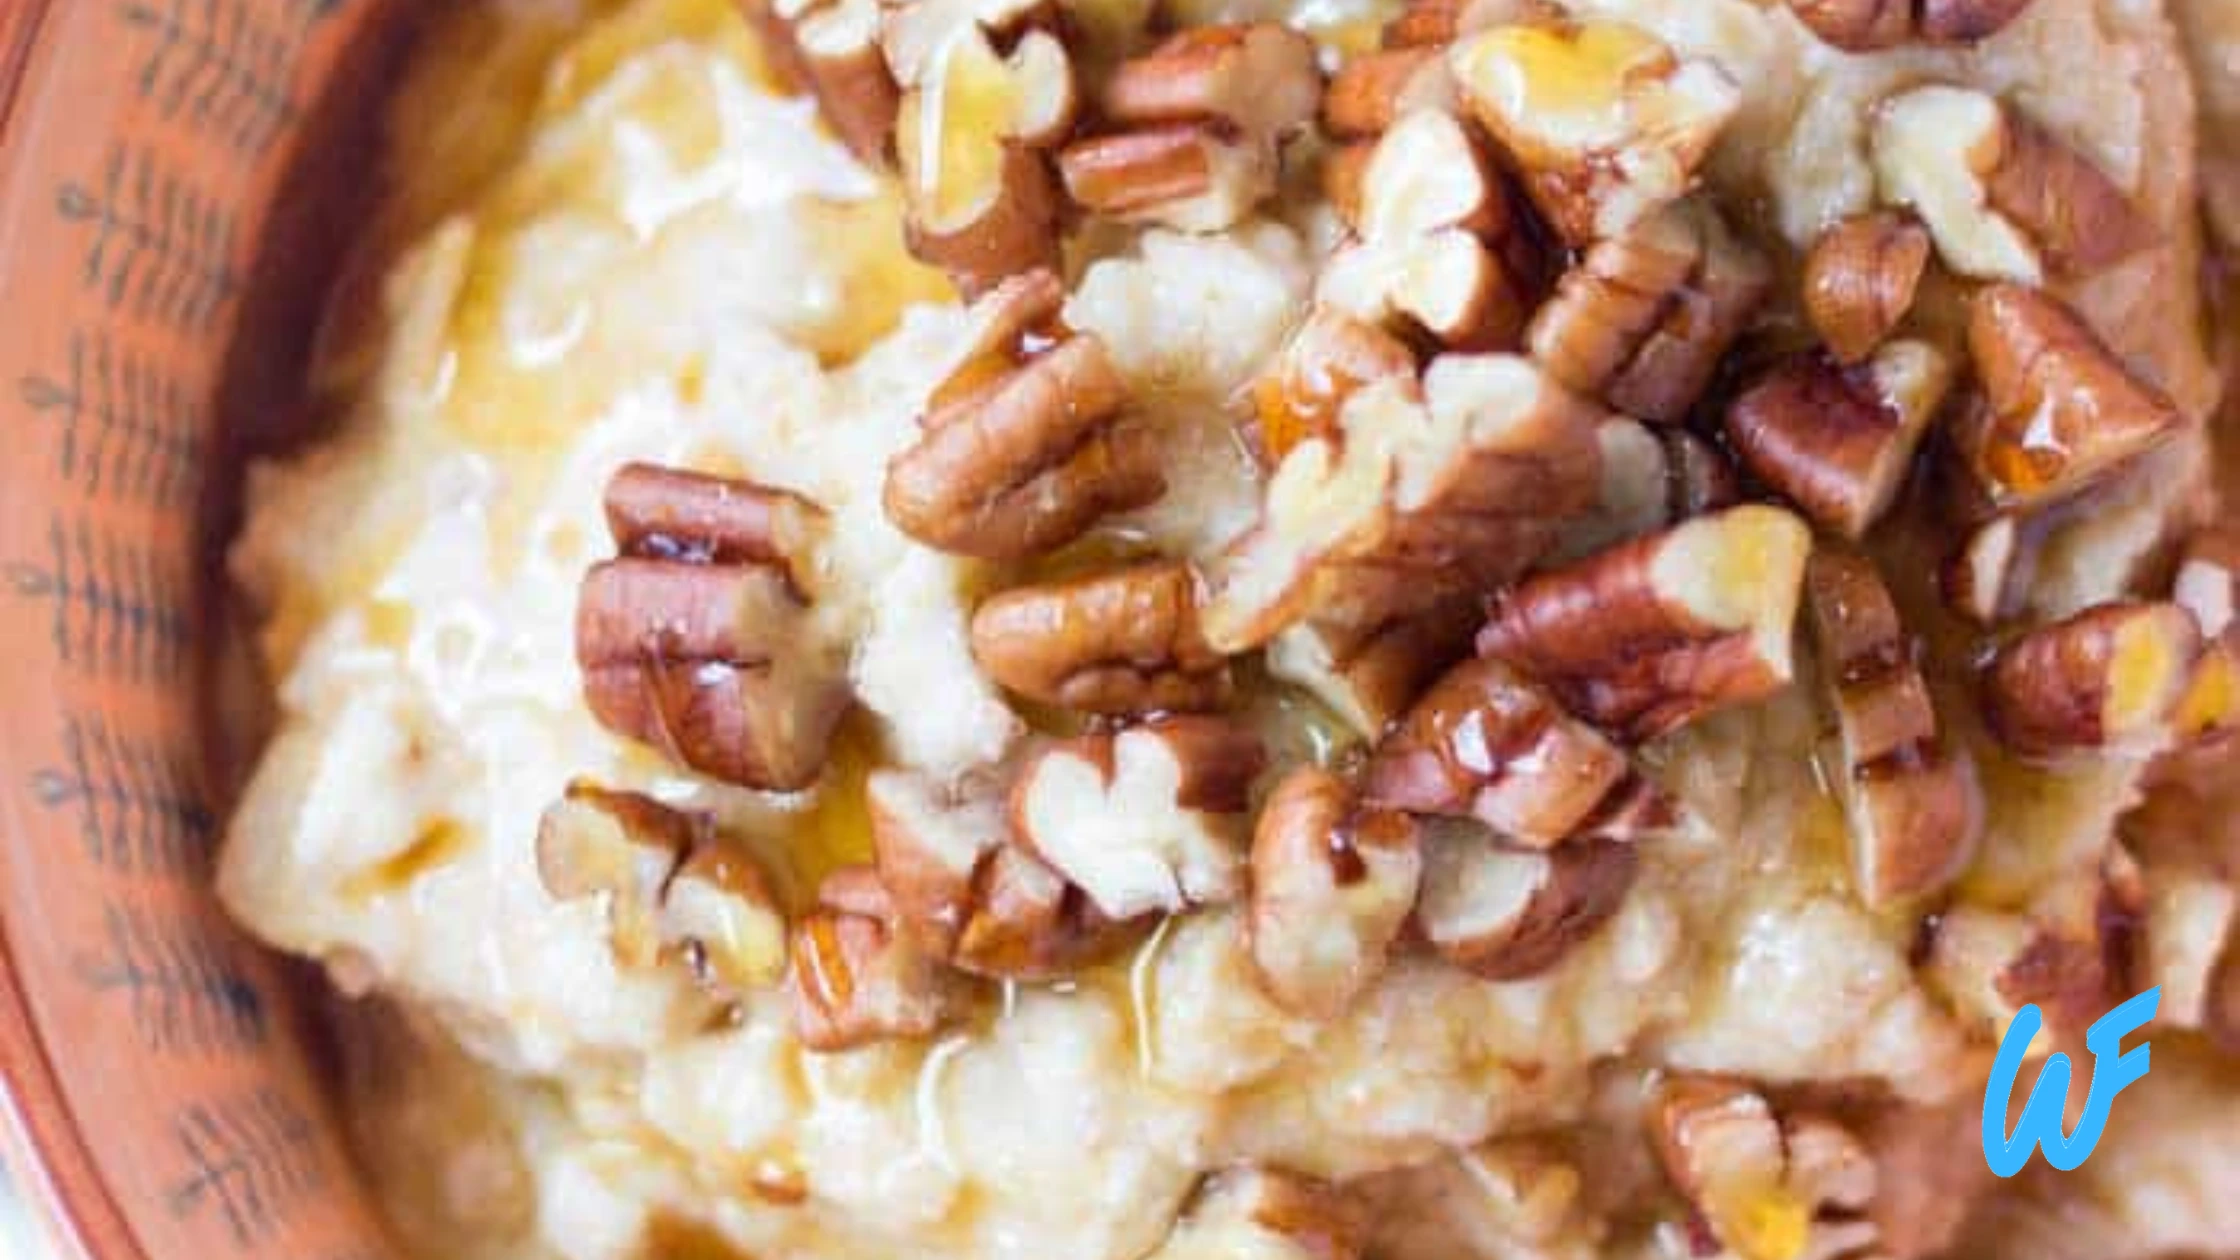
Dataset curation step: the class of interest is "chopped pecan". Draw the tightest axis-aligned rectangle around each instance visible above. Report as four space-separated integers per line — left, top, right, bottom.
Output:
1322 46 1453 141
1203 353 1603 652
2169 529 2240 744
578 464 850 791
1556 417 1739 560
1450 19 1740 246
786 867 973 1050
969 560 1229 715
763 0 899 161
1265 600 1478 737
1924 906 2111 1035
1010 716 1263 919
1649 1075 1881 1260
1318 108 1544 349
1149 1168 1367 1260
1984 601 2205 760
1872 85 2156 282
1366 656 1679 846
1381 0 1553 47
1248 307 1418 467
1059 24 1320 231
1784 0 2036 50
1526 198 1772 423
1415 821 1637 980
1802 211 1931 364
1804 549 1981 906
1723 340 1954 539
1942 511 2030 625
1246 767 1423 1018
884 270 1163 558
1477 504 1813 742
1954 284 2183 509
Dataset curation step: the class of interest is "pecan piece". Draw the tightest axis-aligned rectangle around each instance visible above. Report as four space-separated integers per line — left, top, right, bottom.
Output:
1873 85 2156 282
1248 307 1417 467
1265 600 1478 738
1954 284 2183 509
1246 767 1423 1019
1322 46 1453 142
1804 549 1980 907
1924 906 2112 1036
1059 23 1320 232
1366 657 1679 846
1477 504 1813 743
1556 417 1738 560
884 270 1163 558
1204 353 1603 652
1983 600 2204 760
970 560 1228 714
1416 822 1637 980
1148 1168 1367 1260
1526 198 1772 423
2171 529 2240 744
762 0 899 161
1450 19 1740 246
1802 211 1931 364
1723 340 1954 539
1785 0 2036 51
577 464 849 791
786 867 973 1051
1010 716 1264 919
1650 1076 1881 1260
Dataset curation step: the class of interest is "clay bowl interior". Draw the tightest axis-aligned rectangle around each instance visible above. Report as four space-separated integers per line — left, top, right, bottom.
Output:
0 2 422 1256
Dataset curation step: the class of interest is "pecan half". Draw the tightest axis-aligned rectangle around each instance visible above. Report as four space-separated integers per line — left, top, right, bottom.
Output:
1059 23 1320 231
970 560 1228 715
1415 821 1637 980
1785 0 2036 51
786 867 973 1051
884 270 1163 558
1010 716 1264 919
1366 656 1679 846
1873 85 2156 282
1204 353 1603 652
577 464 850 791
1805 549 1980 907
1247 767 1423 1019
1248 307 1418 467
1450 19 1740 246
1477 504 1813 743
1802 211 1931 364
1649 1076 1881 1260
1983 600 2205 760
1526 198 1772 423
1723 340 1954 539
763 0 899 161
1148 1168 1367 1260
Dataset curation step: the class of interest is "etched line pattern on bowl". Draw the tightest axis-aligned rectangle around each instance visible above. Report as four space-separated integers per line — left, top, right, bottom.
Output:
55 145 243 337
33 712 217 879
164 1085 327 1247
117 0 343 156
3 515 193 682
69 903 266 1056
19 330 210 510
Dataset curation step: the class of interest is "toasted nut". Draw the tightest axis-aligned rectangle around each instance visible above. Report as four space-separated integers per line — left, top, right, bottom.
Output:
1382 0 1554 47
1802 212 1931 364
786 868 972 1051
1784 0 2035 50
1248 307 1418 467
1204 354 1603 652
1649 1076 1880 1260
1925 907 2110 1036
1872 85 2155 282
2171 530 2240 743
1804 549 1981 907
1149 1168 1367 1260
1450 20 1739 246
1477 504 1813 743
1367 657 1679 847
1060 24 1319 231
1416 822 1637 980
1943 511 2030 624
578 466 850 791
1010 716 1264 919
970 560 1229 715
2132 864 2236 1030
1318 109 1543 349
1246 768 1423 1019
1322 46 1453 141
663 833 791 996
1265 601 1477 737
884 271 1164 558
1983 601 2204 759
1557 418 1739 560
1723 341 1953 539
1955 284 2184 509
764 0 900 161
949 840 1141 979
1526 199 1772 423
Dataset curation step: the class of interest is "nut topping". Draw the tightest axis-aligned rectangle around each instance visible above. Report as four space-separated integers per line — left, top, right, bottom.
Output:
1804 549 1981 907
1556 418 1739 560
577 464 850 791
1476 504 1813 743
1265 600 1478 738
1246 767 1423 1018
1322 46 1454 142
1318 108 1544 349
970 560 1229 715
2171 530 2240 744
1204 353 1603 652
1872 85 2156 282
1450 20 1740 246
1059 24 1320 232
1956 284 2184 509
1248 307 1417 467
1010 716 1264 919
1784 0 2036 51
1649 1075 1881 1260
1148 1168 1367 1260
1722 340 1954 540
1801 211 1931 364
1526 198 1773 424
786 867 973 1050
764 0 900 161
884 270 1164 558
1923 906 2112 1036
1366 656 1680 847
1983 600 2205 760
1415 821 1638 980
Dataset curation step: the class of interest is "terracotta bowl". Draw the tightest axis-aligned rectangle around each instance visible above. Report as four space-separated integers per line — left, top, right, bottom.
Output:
0 2 413 1255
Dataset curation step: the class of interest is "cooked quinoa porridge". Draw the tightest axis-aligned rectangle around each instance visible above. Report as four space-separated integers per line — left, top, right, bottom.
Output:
217 0 2240 1255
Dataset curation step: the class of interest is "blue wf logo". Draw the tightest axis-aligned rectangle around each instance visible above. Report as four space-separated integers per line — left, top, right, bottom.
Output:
1980 986 2159 1176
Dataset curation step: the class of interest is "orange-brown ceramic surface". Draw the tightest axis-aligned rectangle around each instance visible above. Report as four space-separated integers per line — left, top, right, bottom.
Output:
0 3 406 1257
